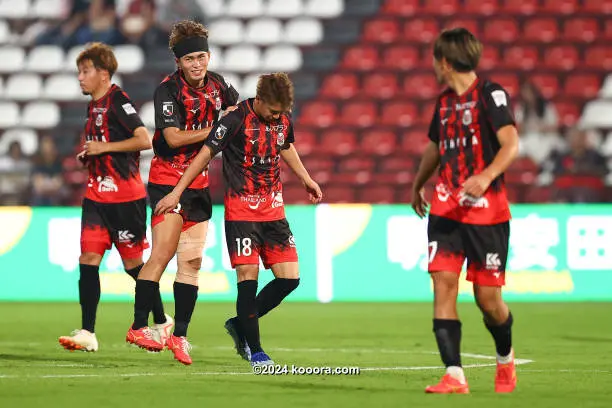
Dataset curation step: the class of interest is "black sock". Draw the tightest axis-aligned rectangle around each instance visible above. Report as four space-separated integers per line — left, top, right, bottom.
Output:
433 319 462 367
79 264 100 333
237 280 262 354
132 279 158 330
126 265 166 325
256 278 300 318
173 282 198 337
485 312 513 357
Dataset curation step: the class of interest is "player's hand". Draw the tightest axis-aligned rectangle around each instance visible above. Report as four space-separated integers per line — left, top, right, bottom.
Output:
461 173 492 198
154 192 181 216
303 177 323 203
83 141 107 156
221 105 238 117
76 150 88 166
411 187 429 218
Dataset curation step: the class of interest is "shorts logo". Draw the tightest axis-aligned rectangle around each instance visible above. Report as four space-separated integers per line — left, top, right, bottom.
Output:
288 235 296 247
215 124 227 140
117 230 135 243
172 203 182 214
486 253 501 270
162 102 174 117
97 176 118 193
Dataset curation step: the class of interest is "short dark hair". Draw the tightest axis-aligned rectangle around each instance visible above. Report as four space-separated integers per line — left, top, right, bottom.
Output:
257 73 294 111
76 42 118 77
169 20 209 50
433 28 482 73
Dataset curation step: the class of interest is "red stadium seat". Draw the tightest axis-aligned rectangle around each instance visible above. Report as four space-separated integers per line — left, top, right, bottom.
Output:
443 19 480 37
524 186 552 203
338 101 377 128
523 18 559 43
500 0 539 15
530 74 559 99
298 101 337 128
584 0 612 14
361 129 398 156
584 46 612 70
320 73 359 100
341 46 379 71
503 46 539 70
324 185 356 203
332 171 372 185
403 74 439 99
318 128 357 155
400 128 430 155
421 0 459 15
381 101 418 127
293 129 317 156
564 18 599 42
564 74 601 99
363 19 400 44
403 19 439 43
371 172 414 186
378 154 416 172
491 73 519 97
483 19 519 43
543 45 579 71
382 46 420 70
337 156 376 172
363 73 399 99
382 0 420 16
464 0 498 15
510 157 539 173
301 156 334 172
479 47 500 71
282 186 310 204
356 185 397 203
542 0 578 14
554 101 580 126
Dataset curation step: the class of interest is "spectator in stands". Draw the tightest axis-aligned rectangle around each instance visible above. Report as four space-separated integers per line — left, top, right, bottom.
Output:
0 141 31 173
120 0 167 48
78 0 125 46
514 81 564 164
0 141 32 205
30 136 67 206
540 127 607 203
33 0 91 49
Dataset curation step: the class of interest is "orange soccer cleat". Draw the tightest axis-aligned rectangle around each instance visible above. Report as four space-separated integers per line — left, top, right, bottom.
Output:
425 374 470 394
166 335 193 365
126 326 164 352
495 350 517 393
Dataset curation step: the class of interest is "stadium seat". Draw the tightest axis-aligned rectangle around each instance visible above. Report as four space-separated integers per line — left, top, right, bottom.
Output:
25 45 64 74
319 128 357 155
363 19 400 44
320 73 359 99
580 100 612 128
297 101 337 128
0 128 38 155
402 74 439 99
421 0 459 15
0 102 19 128
599 74 612 97
380 101 418 127
0 0 29 18
542 0 578 14
262 45 302 71
584 0 612 13
341 46 378 71
356 185 396 203
403 19 438 43
584 46 612 70
337 156 376 172
244 18 282 45
43 74 83 101
464 0 497 15
554 101 580 126
361 129 397 156
282 185 310 204
301 155 335 172
64 45 85 72
564 74 601 99
304 0 343 18
0 47 25 73
530 74 559 99
21 102 60 128
265 0 303 17
491 73 518 97
226 0 264 17
139 101 155 129
400 128 430 155
523 19 559 43
504 46 539 70
338 101 377 128
293 129 317 156
479 47 500 71
331 171 372 186
378 154 416 172
284 18 323 45
223 45 261 72
500 0 539 15
0 19 9 44
443 19 480 37
382 46 419 70
381 0 419 16
208 19 244 45
363 73 399 99
483 19 519 43
113 45 144 74
208 45 225 72
31 0 65 18
324 185 356 203
5 74 42 101
563 18 599 42
240 74 260 98
544 46 579 71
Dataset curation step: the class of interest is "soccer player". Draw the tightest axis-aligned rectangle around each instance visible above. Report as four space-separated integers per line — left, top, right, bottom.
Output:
154 73 323 367
126 20 238 365
59 42 171 352
412 28 519 394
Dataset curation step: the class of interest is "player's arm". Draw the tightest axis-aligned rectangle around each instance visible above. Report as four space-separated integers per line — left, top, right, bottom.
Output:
480 125 519 181
413 141 440 192
102 127 152 153
162 127 212 148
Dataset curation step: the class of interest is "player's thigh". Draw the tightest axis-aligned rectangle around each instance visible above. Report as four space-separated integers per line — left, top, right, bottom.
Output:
225 220 262 268
260 219 298 272
101 198 149 260
427 215 465 274
80 198 111 257
177 220 208 270
463 221 510 287
150 212 183 263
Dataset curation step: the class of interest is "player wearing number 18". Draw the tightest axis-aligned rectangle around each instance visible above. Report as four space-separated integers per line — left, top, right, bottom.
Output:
411 28 519 394
154 73 323 367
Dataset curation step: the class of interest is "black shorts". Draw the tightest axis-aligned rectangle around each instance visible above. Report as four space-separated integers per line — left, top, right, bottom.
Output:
225 218 298 269
81 197 149 258
427 215 510 286
148 182 212 231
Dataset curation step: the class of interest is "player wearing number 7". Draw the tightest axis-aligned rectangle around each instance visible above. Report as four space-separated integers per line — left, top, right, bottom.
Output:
155 73 323 367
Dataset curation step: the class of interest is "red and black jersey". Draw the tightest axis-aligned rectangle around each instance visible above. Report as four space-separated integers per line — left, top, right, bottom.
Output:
428 78 515 225
149 70 239 189
204 99 294 221
83 84 146 203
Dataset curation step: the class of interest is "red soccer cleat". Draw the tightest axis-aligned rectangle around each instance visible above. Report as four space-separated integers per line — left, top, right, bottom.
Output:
495 350 517 393
126 326 164 352
425 374 470 394
166 335 193 365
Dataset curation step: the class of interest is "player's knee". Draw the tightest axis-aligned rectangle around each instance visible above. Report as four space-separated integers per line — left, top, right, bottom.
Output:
237 264 259 281
148 247 175 267
79 252 102 265
176 259 200 286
